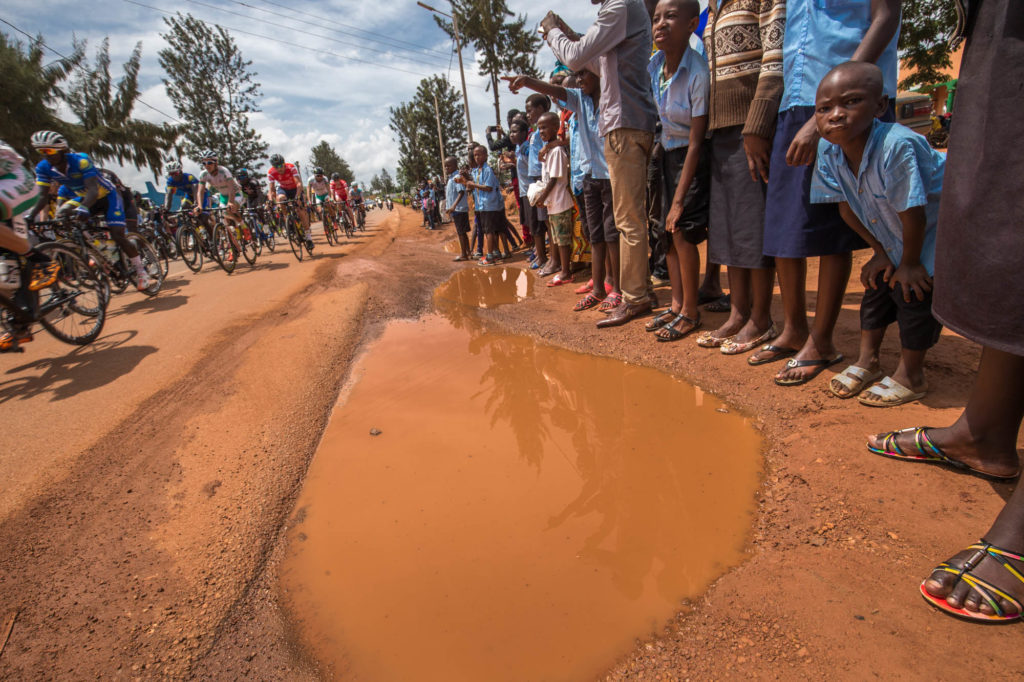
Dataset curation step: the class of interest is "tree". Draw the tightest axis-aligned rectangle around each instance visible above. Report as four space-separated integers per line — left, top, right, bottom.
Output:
434 0 542 127
158 13 268 171
65 39 180 176
389 75 467 185
0 32 82 160
309 140 353 182
378 168 396 195
899 0 959 91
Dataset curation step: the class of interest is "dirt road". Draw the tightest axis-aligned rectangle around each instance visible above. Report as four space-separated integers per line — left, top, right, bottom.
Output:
1 205 1020 679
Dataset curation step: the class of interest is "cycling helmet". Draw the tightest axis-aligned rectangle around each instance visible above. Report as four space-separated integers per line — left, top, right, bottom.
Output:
270 153 284 166
166 160 183 173
314 166 324 175
331 172 340 180
30 130 69 150
235 168 250 180
201 150 218 162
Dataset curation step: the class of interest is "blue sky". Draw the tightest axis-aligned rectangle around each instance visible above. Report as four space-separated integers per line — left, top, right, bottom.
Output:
2 0 606 188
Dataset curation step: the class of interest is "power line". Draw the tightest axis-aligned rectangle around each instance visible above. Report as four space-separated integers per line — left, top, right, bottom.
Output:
185 0 456 70
123 0 487 89
0 15 184 125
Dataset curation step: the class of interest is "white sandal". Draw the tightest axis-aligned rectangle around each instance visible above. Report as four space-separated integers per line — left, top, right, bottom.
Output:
857 376 927 407
828 365 883 398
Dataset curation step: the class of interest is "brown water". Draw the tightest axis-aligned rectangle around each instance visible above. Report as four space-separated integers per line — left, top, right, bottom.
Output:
280 276 762 681
434 266 535 308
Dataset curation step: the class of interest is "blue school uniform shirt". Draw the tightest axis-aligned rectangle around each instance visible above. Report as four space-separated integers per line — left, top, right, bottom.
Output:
560 88 609 181
810 120 943 275
528 129 544 178
648 47 710 150
516 141 530 196
780 0 900 111
471 163 503 212
445 174 468 213
567 114 585 193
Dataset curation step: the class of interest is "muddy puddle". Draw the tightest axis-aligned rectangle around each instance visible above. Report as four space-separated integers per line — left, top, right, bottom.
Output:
434 266 534 308
280 270 762 681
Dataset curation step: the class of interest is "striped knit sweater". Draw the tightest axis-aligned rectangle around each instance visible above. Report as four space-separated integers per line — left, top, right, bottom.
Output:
703 0 786 138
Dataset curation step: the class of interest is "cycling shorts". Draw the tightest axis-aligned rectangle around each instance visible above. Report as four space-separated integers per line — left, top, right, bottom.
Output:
314 193 329 205
62 191 126 228
277 186 298 201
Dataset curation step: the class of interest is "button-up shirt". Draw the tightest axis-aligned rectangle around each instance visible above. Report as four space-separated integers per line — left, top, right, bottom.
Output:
810 120 943 275
445 174 468 213
528 129 544 179
472 163 503 212
515 141 530 196
648 47 710 150
561 88 610 181
780 0 900 111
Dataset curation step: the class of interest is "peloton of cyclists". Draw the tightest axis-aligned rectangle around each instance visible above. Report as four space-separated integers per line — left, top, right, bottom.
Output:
26 130 150 291
267 154 313 254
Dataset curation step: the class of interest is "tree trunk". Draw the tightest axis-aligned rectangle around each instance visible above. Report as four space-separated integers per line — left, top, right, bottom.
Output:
491 72 503 129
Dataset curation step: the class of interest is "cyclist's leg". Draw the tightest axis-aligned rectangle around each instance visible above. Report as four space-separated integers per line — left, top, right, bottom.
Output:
224 197 242 250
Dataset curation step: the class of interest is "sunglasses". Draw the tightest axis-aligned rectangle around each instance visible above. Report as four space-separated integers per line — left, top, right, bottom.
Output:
37 147 62 155
203 160 217 165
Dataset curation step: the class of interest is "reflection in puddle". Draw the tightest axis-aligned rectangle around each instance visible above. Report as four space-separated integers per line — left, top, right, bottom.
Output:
433 266 534 308
281 302 762 681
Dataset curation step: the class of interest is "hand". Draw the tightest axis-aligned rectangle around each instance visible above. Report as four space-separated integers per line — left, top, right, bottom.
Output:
556 16 577 39
859 250 895 289
664 201 685 234
192 206 201 217
540 11 559 35
890 262 933 303
501 75 527 94
742 134 772 183
785 117 820 167
538 141 557 162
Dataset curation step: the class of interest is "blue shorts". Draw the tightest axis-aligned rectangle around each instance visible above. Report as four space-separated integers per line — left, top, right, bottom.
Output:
277 186 299 201
93 191 126 228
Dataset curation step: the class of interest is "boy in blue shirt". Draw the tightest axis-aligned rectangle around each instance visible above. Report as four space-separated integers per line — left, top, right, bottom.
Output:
444 156 471 261
810 62 944 408
462 145 505 266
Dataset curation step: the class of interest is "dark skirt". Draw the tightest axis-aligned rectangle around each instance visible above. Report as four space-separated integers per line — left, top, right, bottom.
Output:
763 106 868 258
932 0 1024 355
708 125 772 269
660 144 711 245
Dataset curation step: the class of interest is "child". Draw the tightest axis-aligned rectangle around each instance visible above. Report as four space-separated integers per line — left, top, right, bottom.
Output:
461 145 505 266
509 118 535 263
644 0 711 343
533 111 575 286
445 156 471 261
810 62 944 407
524 93 553 273
503 68 618 311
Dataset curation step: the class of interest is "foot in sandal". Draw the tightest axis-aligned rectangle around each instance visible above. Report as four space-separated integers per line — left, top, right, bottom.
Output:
858 375 927 407
830 364 884 398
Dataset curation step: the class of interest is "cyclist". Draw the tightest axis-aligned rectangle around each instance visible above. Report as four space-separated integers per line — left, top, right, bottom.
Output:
350 182 366 229
236 168 272 245
329 172 355 228
307 167 335 225
267 153 313 253
0 141 62 351
196 151 243 256
26 130 149 290
98 167 139 231
163 161 202 211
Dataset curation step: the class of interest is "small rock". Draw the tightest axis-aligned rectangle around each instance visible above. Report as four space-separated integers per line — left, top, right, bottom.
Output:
808 536 826 547
716 408 729 414
796 647 809 658
370 428 382 436
887 531 899 540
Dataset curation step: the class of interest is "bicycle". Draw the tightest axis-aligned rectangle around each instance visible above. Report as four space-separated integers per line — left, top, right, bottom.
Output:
171 210 221 273
0 241 108 351
355 201 367 231
275 199 308 262
209 207 243 274
320 199 341 246
242 207 276 255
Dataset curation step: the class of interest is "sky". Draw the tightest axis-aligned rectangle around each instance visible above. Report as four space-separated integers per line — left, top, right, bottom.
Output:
2 0 609 190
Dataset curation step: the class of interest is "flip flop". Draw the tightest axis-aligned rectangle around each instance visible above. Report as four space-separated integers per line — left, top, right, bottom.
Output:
547 274 572 287
575 279 594 294
773 353 843 386
919 541 1024 623
747 344 799 367
829 365 884 398
857 376 926 407
645 309 678 332
866 426 1020 481
573 293 603 312
721 324 779 356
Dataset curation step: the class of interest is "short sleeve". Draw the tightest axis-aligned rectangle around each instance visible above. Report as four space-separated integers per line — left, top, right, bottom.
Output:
689 63 710 118
883 140 929 213
551 148 568 178
562 88 583 115
809 140 845 204
35 160 52 186
76 155 98 178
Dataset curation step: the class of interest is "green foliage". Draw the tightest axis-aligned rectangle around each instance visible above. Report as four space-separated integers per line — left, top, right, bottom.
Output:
0 32 83 160
389 75 467 185
309 140 354 182
158 13 268 172
899 0 959 91
435 0 542 127
65 38 180 175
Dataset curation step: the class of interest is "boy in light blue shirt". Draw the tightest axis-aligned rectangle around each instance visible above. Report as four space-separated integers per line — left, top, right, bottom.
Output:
810 62 944 408
445 156 471 261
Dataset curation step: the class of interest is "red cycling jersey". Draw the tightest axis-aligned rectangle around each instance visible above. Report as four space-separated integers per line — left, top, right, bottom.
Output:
267 163 300 191
330 179 348 201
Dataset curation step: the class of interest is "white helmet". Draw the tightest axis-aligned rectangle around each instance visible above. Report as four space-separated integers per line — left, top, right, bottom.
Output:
166 160 183 173
31 130 69 150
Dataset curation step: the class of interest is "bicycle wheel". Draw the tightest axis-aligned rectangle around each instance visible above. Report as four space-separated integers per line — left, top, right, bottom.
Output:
212 223 238 273
263 222 277 253
136 230 170 279
126 233 164 296
177 225 204 272
239 225 258 266
323 211 336 246
286 215 304 262
35 242 108 345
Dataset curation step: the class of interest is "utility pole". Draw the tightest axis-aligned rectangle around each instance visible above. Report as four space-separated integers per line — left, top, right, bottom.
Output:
417 1 474 144
433 92 447 180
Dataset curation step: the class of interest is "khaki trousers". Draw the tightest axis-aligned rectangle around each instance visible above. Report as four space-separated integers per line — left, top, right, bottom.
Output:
605 128 655 305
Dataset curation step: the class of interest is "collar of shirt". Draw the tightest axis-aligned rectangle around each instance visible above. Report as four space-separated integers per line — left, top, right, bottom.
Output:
648 47 709 150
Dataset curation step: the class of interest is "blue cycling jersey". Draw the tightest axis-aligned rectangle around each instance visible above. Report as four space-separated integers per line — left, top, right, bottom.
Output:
35 152 115 199
165 172 200 196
